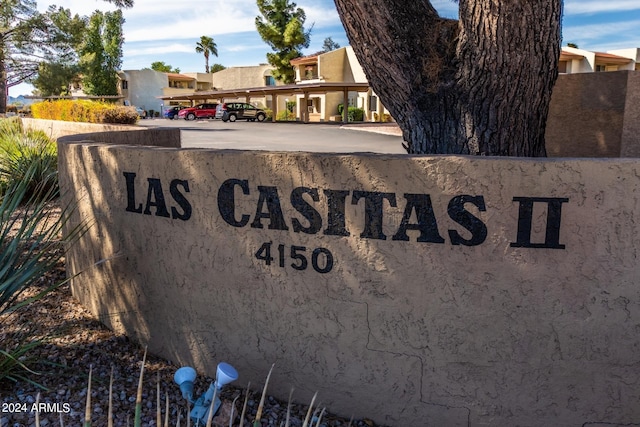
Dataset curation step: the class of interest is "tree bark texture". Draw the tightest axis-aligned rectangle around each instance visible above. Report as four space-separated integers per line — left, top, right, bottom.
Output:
0 43 7 115
334 0 562 156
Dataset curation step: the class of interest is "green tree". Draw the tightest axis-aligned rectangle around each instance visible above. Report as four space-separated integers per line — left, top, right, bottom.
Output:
255 0 312 83
321 37 340 53
150 61 180 73
104 0 134 7
210 63 226 73
30 6 86 97
31 62 81 96
0 0 125 113
334 0 561 156
195 36 218 73
0 0 126 113
79 10 124 96
0 1 52 113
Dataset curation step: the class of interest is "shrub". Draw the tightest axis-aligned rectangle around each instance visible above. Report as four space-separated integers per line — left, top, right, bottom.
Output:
276 110 296 121
102 106 139 125
337 104 364 122
0 116 23 134
373 112 394 122
347 107 364 122
0 128 87 386
31 100 138 125
0 118 58 199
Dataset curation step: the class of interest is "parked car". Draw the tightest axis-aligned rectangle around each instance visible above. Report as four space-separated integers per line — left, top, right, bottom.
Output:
164 105 186 120
178 103 218 120
217 102 267 122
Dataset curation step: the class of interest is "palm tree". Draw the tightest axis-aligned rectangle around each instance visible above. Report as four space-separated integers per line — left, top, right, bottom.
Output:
195 36 218 73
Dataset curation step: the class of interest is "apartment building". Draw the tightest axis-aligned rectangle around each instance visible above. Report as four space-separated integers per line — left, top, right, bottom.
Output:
289 46 389 122
560 47 640 74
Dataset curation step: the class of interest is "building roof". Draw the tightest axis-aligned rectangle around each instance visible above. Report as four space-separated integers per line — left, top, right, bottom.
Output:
290 53 322 66
594 52 633 64
560 50 584 60
167 73 196 81
159 82 371 102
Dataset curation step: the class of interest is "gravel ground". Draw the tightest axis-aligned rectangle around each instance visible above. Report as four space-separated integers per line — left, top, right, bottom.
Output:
0 207 386 427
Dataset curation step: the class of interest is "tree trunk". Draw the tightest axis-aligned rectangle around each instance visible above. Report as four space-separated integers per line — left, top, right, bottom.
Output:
333 0 562 156
0 41 7 114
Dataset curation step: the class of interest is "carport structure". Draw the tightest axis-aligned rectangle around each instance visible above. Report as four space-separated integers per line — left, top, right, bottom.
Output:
159 82 372 123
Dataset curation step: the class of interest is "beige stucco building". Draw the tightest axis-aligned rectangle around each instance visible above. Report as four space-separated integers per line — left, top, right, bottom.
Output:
289 46 389 122
116 65 278 113
118 69 221 114
124 47 391 123
209 64 278 109
559 46 640 74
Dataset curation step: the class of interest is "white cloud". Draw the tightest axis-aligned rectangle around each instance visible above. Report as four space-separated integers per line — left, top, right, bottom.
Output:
296 2 341 27
225 44 264 53
122 0 258 42
124 42 194 56
563 19 640 42
565 0 640 14
38 0 117 15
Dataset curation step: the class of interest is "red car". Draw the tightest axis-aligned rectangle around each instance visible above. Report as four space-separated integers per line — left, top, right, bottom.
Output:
178 103 218 120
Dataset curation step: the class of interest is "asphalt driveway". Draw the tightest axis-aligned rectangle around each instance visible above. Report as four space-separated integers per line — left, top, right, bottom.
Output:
137 118 407 154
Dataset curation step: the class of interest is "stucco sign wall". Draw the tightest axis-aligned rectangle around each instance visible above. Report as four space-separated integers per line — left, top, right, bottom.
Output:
58 139 640 426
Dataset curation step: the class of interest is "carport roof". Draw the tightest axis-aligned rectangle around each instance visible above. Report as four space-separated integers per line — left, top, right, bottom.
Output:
158 82 371 101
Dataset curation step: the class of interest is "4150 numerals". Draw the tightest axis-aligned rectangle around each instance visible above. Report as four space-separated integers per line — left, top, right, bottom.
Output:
255 243 334 274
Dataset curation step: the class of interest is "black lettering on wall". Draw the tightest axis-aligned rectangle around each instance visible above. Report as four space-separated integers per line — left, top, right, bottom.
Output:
218 179 251 227
144 178 170 218
291 187 322 234
352 191 397 240
392 193 445 243
447 195 487 246
323 190 350 236
510 197 569 249
169 179 192 221
251 186 289 230
124 172 143 213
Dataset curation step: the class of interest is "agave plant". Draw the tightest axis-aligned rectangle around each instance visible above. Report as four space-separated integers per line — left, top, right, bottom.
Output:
0 118 58 199
0 151 87 385
0 164 79 316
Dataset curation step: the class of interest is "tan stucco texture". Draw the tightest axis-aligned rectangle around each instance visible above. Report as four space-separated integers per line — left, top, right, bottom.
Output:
58 138 640 426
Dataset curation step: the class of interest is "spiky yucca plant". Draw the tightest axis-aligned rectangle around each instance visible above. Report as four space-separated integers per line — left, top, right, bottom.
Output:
0 147 86 385
0 118 58 199
0 163 80 317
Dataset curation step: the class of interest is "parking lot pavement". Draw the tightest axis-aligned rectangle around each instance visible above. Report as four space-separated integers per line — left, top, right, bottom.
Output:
136 118 407 154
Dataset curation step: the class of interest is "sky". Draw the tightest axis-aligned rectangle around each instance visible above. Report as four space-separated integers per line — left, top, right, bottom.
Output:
9 0 640 97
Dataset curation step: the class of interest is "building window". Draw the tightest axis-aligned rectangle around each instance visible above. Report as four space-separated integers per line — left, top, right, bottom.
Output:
369 96 378 111
122 80 128 89
595 65 606 72
303 65 318 80
558 61 567 74
265 76 275 86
